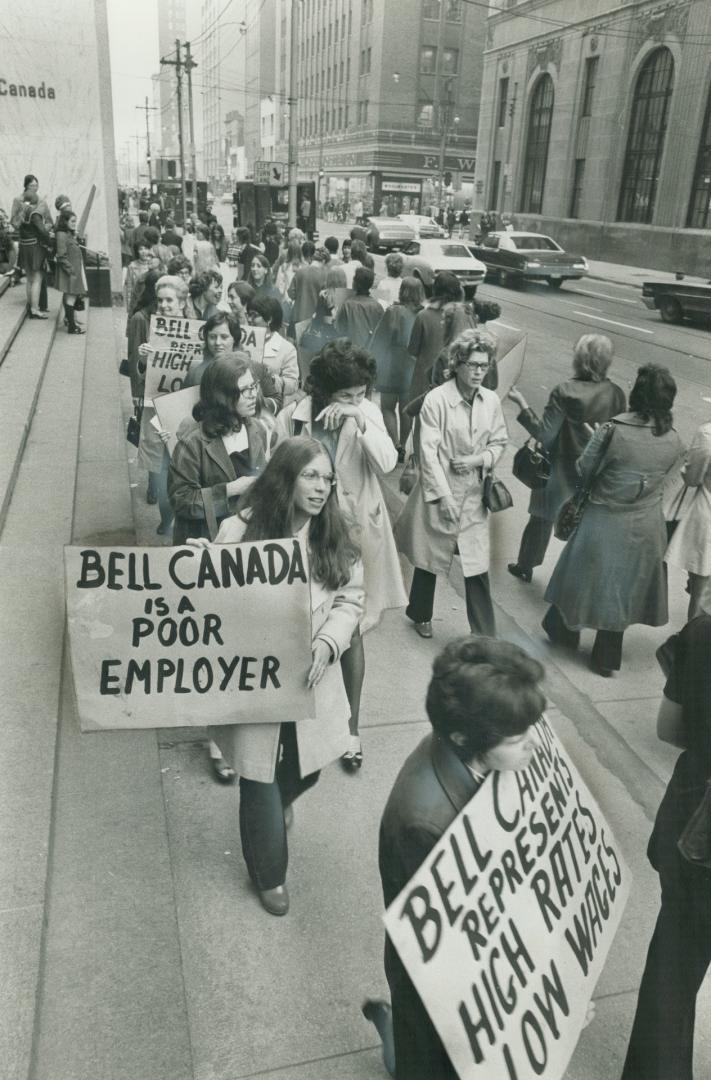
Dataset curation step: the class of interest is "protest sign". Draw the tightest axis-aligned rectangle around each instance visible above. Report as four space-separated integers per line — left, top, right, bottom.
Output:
237 325 267 366
152 385 200 456
144 315 205 400
65 541 315 731
494 328 526 400
384 717 631 1080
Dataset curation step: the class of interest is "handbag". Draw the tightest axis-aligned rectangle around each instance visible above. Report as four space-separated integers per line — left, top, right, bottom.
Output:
119 357 130 378
126 412 141 447
554 422 615 541
666 485 689 542
512 439 551 490
677 781 711 869
482 471 513 513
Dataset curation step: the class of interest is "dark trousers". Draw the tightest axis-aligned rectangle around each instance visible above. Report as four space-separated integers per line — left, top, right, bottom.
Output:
406 567 496 637
621 872 711 1079
239 722 319 891
517 514 553 570
542 605 624 670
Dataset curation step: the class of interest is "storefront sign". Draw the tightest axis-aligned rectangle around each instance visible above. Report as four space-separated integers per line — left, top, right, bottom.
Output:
65 542 316 731
382 180 422 194
384 717 631 1080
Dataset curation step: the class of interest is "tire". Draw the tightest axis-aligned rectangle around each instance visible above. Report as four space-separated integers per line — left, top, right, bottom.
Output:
496 269 510 287
659 296 683 324
547 277 564 289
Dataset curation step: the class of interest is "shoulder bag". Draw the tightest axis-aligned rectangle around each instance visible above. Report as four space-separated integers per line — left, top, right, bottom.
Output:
554 422 615 541
512 438 551 491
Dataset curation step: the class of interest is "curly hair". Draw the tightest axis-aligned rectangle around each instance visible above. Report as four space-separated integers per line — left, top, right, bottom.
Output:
572 334 614 382
426 636 546 760
239 437 360 590
385 252 404 277
628 363 676 436
167 254 192 277
247 294 283 332
307 338 377 413
190 268 223 299
193 356 252 437
445 327 498 378
156 274 188 302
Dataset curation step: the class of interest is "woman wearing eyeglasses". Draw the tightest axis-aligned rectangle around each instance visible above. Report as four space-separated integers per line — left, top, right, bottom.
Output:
205 436 364 915
395 328 508 639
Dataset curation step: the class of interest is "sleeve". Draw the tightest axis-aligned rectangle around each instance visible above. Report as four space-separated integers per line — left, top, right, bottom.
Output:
274 403 296 443
418 394 453 503
278 340 300 398
55 232 71 273
168 434 234 523
335 302 349 336
683 426 711 488
353 407 398 474
575 422 613 484
516 386 567 451
408 312 424 358
481 396 509 472
314 560 365 661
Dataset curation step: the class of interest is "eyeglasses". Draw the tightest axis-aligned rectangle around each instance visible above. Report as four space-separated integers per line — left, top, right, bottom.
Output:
239 383 258 396
299 469 336 486
459 360 490 371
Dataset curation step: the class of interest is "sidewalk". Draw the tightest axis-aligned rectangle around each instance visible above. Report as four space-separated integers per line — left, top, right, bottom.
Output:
585 258 710 290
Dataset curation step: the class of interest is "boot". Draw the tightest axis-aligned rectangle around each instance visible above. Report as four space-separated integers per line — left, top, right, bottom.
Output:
65 301 85 334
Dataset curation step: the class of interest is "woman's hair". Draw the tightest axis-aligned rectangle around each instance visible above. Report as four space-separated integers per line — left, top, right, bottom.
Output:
194 355 251 437
362 253 375 271
341 238 352 253
426 637 545 759
133 237 151 259
353 266 375 295
236 226 251 244
442 301 477 346
196 224 210 240
239 437 360 590
143 226 160 247
398 276 425 308
167 254 192 277
190 268 223 298
228 280 255 304
287 238 303 263
137 269 162 313
54 211 76 233
199 310 233 350
385 252 404 277
432 271 464 305
307 338 376 411
211 223 225 238
445 328 498 376
302 240 316 261
572 334 614 382
247 253 272 286
350 239 367 264
628 363 676 436
155 274 189 302
23 174 38 189
247 294 283 332
325 265 347 289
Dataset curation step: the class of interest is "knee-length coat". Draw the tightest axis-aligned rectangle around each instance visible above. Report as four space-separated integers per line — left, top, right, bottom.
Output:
666 422 711 577
394 379 508 578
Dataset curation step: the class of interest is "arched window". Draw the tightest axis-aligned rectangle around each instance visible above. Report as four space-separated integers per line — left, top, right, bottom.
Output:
687 77 711 229
520 74 554 214
617 47 674 224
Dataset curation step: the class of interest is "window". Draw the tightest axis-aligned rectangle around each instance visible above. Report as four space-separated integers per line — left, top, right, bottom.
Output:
420 46 437 74
617 47 674 224
423 0 440 18
490 160 502 209
687 79 711 228
497 77 509 127
417 101 434 127
581 56 598 117
447 0 462 20
367 47 371 73
442 48 459 75
569 159 586 218
520 73 554 214
346 56 351 82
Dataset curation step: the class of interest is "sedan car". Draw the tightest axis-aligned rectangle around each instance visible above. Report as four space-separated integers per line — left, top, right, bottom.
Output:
403 238 486 297
397 213 446 238
364 216 416 253
468 231 589 288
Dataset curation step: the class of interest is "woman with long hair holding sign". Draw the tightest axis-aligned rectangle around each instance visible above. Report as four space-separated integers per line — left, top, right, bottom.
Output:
204 436 364 915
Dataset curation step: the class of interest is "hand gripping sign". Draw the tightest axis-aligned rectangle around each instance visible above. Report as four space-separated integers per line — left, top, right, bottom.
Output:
384 717 631 1080
64 541 315 731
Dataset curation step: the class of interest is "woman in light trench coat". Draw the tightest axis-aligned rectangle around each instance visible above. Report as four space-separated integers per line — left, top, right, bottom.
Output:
276 338 406 769
395 328 508 638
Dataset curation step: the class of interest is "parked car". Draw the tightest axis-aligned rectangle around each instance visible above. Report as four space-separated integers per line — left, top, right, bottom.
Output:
397 213 446 238
403 238 486 297
364 216 416 253
220 192 234 204
641 280 711 324
468 231 589 288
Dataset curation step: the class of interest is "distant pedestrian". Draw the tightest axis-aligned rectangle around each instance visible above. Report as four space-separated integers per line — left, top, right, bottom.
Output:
665 419 711 621
17 194 52 319
54 211 88 334
370 276 425 455
193 224 219 275
335 267 383 349
373 252 404 309
406 271 463 402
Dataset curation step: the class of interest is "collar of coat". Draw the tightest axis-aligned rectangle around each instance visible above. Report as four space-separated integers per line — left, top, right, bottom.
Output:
196 417 266 473
430 733 482 814
440 377 485 408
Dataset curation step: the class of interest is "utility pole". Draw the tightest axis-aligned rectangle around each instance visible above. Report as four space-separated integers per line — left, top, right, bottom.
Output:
136 97 158 186
287 0 301 229
183 41 198 211
438 78 453 210
160 41 188 225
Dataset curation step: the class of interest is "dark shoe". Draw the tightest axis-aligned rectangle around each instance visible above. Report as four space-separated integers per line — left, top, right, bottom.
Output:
414 620 433 639
29 311 49 319
146 487 158 505
209 753 236 784
67 325 85 335
590 660 614 678
341 736 363 772
259 884 289 916
508 562 532 584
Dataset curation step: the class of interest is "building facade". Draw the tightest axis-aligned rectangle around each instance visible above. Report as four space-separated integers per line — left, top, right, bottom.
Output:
155 0 187 161
244 0 278 178
474 0 711 273
201 0 246 186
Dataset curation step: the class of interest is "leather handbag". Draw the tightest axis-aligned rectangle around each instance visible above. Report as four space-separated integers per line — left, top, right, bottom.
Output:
513 439 551 491
677 781 711 869
482 471 513 513
554 422 615 541
126 412 141 447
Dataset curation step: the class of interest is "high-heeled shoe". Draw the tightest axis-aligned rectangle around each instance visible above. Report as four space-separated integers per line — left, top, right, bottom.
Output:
341 735 363 772
508 563 532 583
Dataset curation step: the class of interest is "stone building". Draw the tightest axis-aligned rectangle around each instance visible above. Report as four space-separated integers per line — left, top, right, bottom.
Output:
474 0 711 273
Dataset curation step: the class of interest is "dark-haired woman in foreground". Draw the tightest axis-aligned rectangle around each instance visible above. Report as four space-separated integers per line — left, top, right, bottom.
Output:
205 437 364 915
543 364 684 675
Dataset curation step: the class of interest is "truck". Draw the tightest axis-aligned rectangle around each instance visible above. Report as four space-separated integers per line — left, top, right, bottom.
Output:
641 279 711 325
232 180 317 239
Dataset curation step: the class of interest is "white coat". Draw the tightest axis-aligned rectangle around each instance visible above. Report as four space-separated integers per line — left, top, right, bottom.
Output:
275 396 407 631
394 379 508 577
209 515 364 782
666 421 711 576
261 331 299 407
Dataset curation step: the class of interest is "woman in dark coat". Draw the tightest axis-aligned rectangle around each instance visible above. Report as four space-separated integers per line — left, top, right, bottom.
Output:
507 334 627 582
542 364 684 676
370 276 424 454
621 615 711 1080
406 271 463 402
55 212 88 334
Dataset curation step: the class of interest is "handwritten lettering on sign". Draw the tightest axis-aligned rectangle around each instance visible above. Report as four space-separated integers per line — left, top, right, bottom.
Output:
64 542 315 731
145 315 205 399
384 718 631 1080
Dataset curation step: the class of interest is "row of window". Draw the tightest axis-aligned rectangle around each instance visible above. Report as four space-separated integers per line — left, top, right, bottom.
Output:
299 56 351 98
421 46 459 76
302 7 352 58
423 0 462 22
298 102 352 138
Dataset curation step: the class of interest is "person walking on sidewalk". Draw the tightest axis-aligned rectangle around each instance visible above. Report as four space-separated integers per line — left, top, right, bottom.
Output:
395 329 507 640
542 364 684 676
665 419 711 621
621 614 711 1080
507 334 626 583
54 212 88 334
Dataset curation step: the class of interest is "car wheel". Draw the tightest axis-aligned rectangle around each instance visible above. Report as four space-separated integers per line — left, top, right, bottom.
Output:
659 296 683 324
547 277 564 289
496 268 516 287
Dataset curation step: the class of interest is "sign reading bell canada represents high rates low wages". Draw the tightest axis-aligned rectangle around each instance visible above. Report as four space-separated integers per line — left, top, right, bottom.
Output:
64 542 315 731
144 316 267 401
384 717 631 1080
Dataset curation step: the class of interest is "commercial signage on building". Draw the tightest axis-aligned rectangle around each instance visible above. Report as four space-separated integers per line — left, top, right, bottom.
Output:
310 146 477 175
382 179 422 194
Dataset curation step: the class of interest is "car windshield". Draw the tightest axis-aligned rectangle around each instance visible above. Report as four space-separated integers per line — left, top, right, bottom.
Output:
510 235 561 251
441 245 471 258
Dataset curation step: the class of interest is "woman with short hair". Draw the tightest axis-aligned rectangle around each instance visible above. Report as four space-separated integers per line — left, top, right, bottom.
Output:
227 280 255 324
507 334 626 583
542 363 685 675
374 252 404 308
185 268 223 320
335 266 383 349
406 271 464 402
370 276 425 455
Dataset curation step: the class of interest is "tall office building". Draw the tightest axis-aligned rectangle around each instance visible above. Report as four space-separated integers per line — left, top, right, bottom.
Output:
200 0 246 186
155 0 187 160
243 0 279 177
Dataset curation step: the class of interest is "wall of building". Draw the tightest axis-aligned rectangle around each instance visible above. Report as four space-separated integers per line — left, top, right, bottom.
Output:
0 0 122 289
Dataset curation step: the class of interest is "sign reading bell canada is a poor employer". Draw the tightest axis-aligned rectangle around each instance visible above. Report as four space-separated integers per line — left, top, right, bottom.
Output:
384 717 631 1080
65 541 315 731
144 316 267 401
